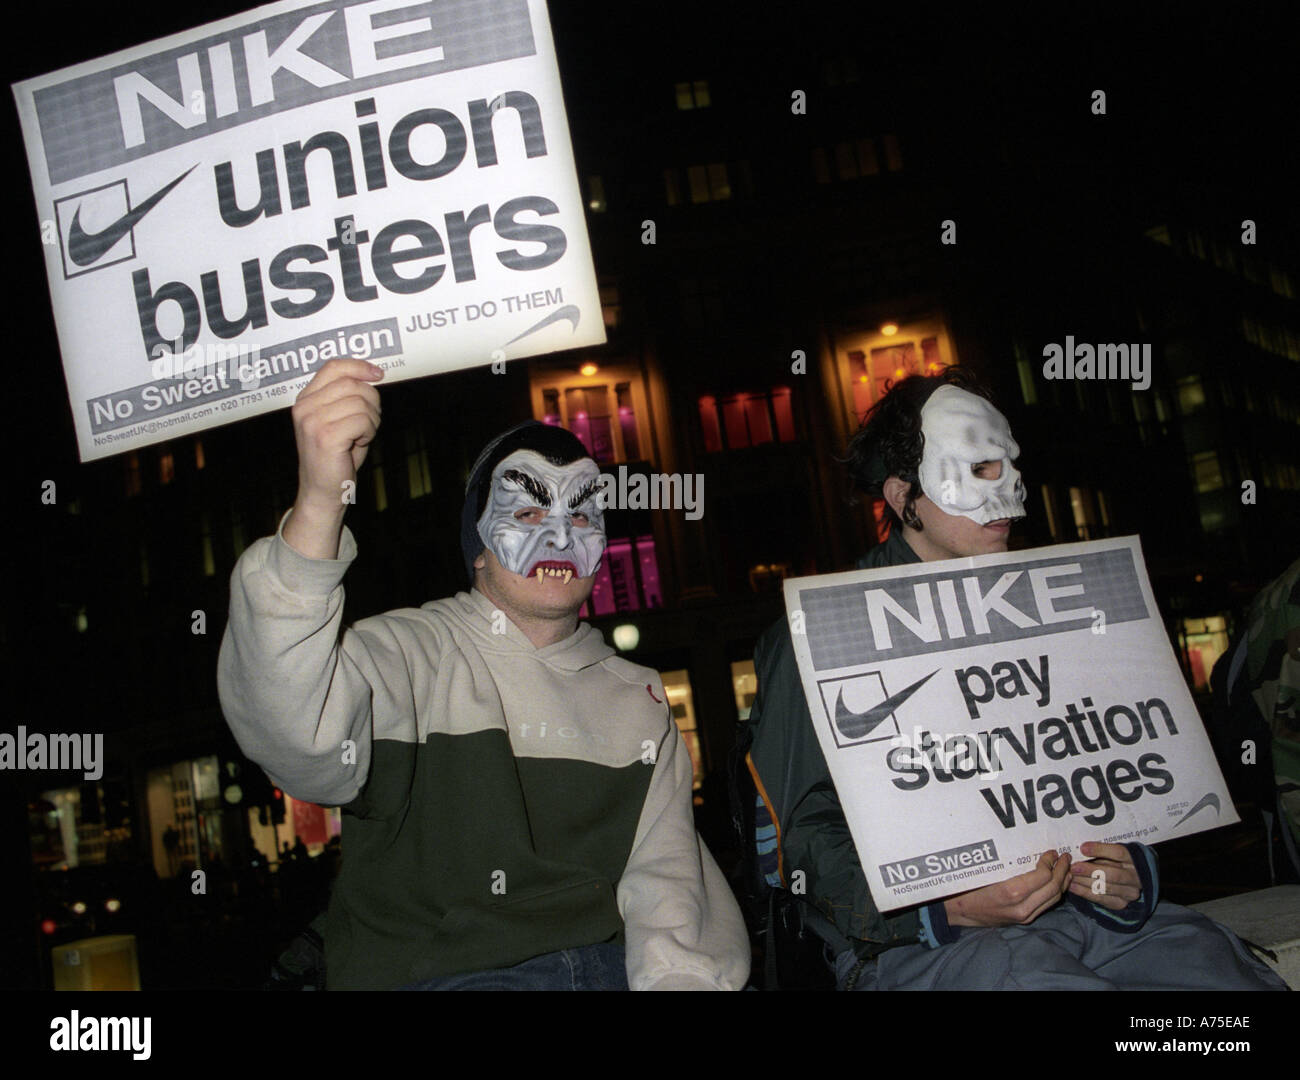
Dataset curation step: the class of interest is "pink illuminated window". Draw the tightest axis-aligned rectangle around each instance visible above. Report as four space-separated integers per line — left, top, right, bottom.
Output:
848 350 873 423
583 536 662 615
703 389 797 450
922 337 942 373
616 383 640 460
743 395 773 445
871 342 918 401
565 386 614 463
604 540 638 610
636 536 662 607
587 557 615 616
542 388 561 426
699 396 722 452
722 396 747 448
570 411 593 454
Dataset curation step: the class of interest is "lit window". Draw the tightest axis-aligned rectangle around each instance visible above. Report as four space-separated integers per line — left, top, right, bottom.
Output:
686 163 730 203
870 341 920 400
600 283 621 329
406 430 432 498
1068 487 1096 540
566 386 614 462
742 395 773 444
848 351 873 423
159 447 175 485
707 162 730 200
616 383 640 460
587 534 661 614
687 165 710 203
125 453 142 497
194 439 206 470
732 661 757 722
1191 451 1224 493
1176 375 1206 414
748 563 790 593
1181 615 1231 691
700 389 798 450
699 396 723 453
661 670 704 789
675 80 710 110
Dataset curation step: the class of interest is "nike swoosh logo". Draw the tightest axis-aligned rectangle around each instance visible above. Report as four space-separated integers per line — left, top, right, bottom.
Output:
834 668 939 740
503 304 581 347
67 166 196 267
1171 791 1221 830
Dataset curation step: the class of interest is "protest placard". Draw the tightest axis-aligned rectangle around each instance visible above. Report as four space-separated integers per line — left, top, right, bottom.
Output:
14 0 604 462
783 535 1238 911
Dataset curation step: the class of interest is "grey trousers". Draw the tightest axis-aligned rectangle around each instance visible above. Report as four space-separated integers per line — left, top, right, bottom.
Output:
836 902 1289 990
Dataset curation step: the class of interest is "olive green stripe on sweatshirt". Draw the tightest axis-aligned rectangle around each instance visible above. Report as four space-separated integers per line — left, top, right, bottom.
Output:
326 730 653 989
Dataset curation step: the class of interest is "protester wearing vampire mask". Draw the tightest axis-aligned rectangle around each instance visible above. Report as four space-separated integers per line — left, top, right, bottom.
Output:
742 366 1286 991
220 361 749 991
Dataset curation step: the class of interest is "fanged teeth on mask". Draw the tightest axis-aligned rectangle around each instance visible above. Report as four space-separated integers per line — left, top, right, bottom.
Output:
534 567 574 584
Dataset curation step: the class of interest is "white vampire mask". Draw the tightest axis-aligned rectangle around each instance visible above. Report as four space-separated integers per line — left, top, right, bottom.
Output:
917 385 1026 524
477 450 606 581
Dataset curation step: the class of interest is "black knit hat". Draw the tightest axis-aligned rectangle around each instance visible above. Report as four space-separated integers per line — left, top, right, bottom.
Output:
460 420 593 579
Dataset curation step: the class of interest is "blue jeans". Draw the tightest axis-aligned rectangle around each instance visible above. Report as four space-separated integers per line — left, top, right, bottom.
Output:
834 903 1288 990
401 943 629 990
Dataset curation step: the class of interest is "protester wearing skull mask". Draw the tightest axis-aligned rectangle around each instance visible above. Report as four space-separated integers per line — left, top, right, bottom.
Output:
746 367 1286 990
219 358 749 990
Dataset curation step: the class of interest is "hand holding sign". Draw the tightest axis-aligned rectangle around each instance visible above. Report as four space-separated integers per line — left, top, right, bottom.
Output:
283 358 383 560
943 849 1071 928
1068 841 1142 910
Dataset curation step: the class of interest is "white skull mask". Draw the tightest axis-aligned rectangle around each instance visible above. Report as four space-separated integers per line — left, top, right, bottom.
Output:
476 450 606 581
917 385 1026 524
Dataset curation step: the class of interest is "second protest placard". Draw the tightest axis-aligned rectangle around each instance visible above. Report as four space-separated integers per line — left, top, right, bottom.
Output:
783 535 1236 911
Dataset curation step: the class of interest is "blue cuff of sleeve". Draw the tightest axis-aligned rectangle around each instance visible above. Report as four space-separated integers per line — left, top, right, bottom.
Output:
1064 842 1159 933
918 901 961 948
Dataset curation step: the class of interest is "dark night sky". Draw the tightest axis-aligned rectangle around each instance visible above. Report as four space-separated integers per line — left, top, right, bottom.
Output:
5 1 1295 474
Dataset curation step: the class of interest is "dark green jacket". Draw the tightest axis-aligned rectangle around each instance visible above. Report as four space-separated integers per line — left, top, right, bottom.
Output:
748 530 926 957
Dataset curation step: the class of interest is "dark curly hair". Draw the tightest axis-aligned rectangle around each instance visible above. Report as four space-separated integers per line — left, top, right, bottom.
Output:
842 366 996 531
